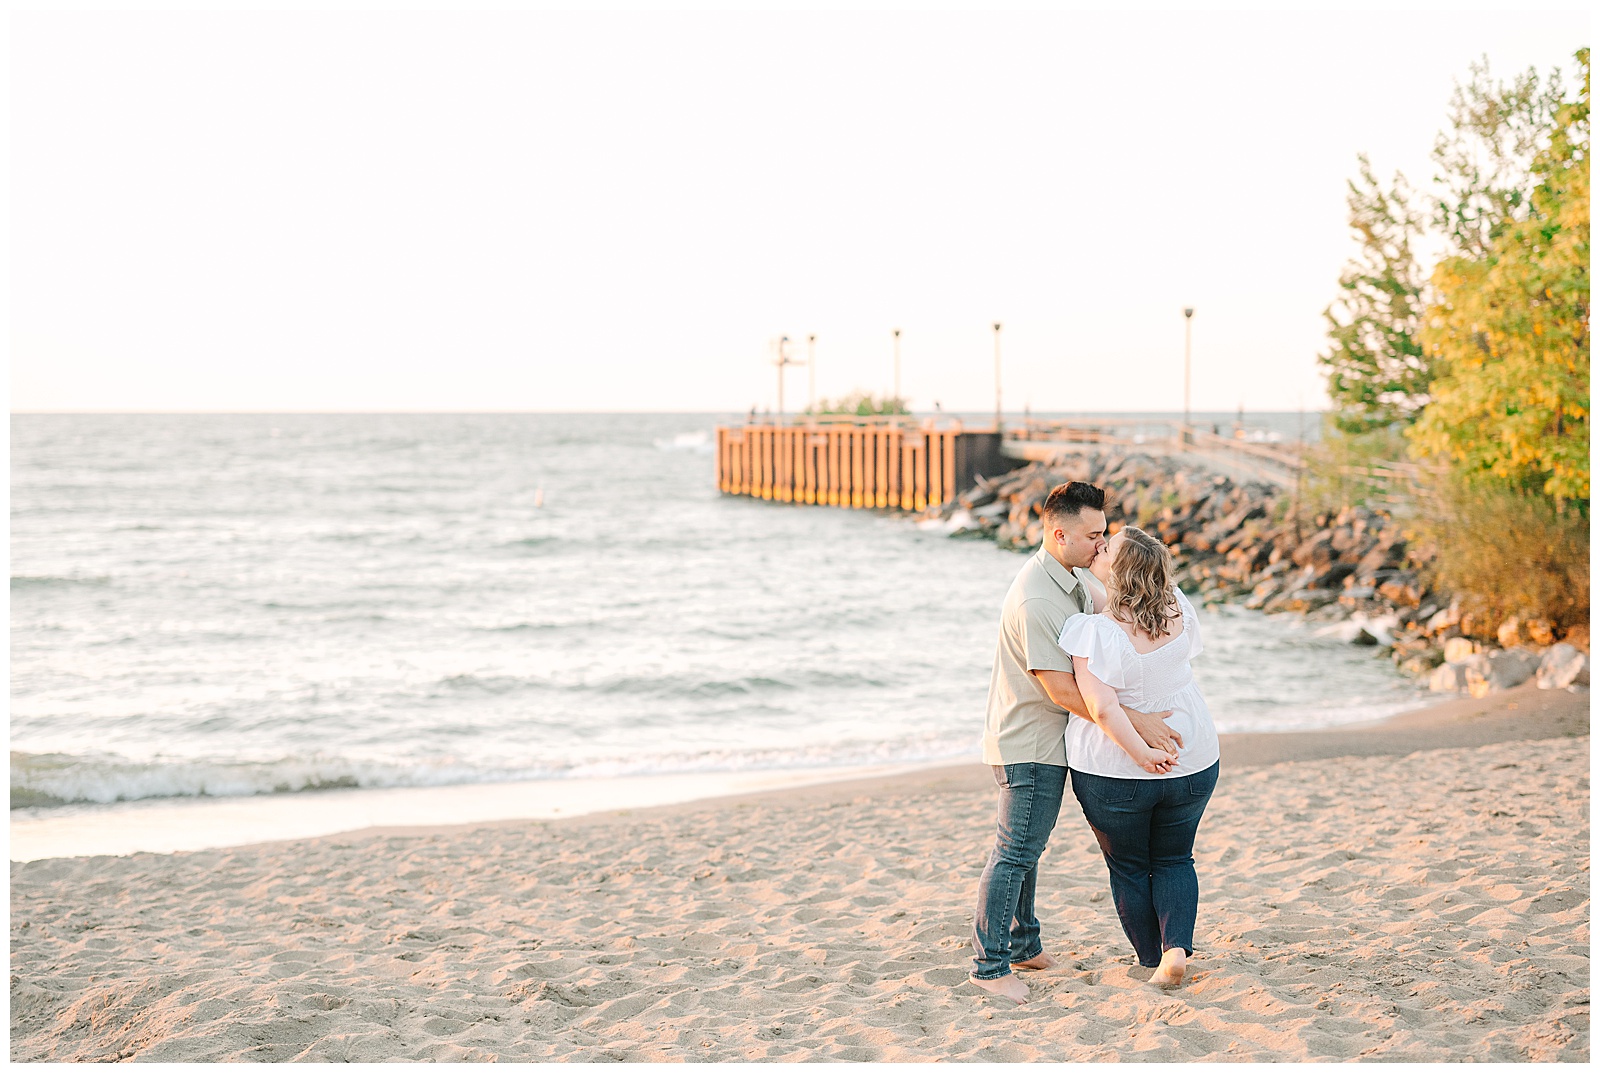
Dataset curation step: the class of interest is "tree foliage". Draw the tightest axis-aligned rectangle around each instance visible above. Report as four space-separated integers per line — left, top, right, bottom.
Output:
806 391 909 416
1318 156 1430 432
1409 49 1590 510
1430 56 1568 260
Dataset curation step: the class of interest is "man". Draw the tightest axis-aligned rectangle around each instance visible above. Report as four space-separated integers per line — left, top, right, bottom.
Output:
969 481 1182 1005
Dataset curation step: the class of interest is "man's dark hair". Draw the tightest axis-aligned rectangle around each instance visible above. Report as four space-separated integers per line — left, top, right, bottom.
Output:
1041 481 1106 524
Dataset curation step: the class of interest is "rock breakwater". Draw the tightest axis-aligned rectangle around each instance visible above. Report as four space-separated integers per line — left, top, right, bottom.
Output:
919 453 1589 697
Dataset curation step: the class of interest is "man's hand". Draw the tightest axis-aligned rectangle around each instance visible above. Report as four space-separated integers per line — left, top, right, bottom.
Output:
1127 707 1182 754
1034 670 1182 755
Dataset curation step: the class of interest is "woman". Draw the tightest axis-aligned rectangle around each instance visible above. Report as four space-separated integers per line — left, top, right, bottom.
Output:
1057 524 1220 988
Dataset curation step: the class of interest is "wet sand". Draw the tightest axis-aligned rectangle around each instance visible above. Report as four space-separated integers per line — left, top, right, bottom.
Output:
10 683 1590 1061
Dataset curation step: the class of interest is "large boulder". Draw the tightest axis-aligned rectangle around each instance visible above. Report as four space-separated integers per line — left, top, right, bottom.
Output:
1008 485 1048 528
1398 647 1444 676
1536 644 1591 690
1442 637 1479 663
1377 573 1422 607
1425 604 1462 636
959 486 998 510
1310 561 1357 589
1270 588 1338 613
1243 579 1281 611
1339 585 1377 609
1291 531 1336 568
1465 647 1542 698
1429 661 1473 692
1356 537 1407 578
1329 525 1361 554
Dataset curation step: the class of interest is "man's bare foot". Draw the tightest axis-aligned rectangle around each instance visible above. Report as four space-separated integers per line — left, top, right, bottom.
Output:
1151 948 1186 988
1011 951 1058 971
969 973 1029 1005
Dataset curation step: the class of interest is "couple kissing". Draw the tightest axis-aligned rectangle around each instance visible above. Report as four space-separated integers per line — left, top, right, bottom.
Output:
971 481 1222 1005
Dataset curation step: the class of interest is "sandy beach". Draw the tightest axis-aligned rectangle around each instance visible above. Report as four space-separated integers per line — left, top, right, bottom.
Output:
10 683 1589 1062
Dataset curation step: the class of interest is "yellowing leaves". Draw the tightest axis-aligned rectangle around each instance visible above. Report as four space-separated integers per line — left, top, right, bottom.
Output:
1407 49 1590 509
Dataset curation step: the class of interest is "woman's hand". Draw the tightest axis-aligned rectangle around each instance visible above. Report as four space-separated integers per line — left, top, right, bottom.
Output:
1131 743 1178 775
1071 655 1179 775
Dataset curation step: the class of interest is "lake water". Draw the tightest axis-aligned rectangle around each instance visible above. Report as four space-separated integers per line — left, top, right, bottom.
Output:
10 413 1422 854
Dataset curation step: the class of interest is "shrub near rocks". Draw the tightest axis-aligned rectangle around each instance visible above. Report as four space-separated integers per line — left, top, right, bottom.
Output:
936 452 1589 696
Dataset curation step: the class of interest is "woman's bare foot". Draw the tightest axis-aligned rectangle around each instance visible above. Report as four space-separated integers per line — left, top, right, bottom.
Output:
1011 951 1058 971
1151 947 1187 988
969 973 1030 1005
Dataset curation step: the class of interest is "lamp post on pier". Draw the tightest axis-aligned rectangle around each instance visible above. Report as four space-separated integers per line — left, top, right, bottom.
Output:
993 322 1003 431
807 334 816 420
773 335 802 421
892 329 901 421
1182 307 1195 442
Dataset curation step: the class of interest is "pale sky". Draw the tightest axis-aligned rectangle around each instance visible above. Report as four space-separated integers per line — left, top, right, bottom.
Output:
9 7 1590 414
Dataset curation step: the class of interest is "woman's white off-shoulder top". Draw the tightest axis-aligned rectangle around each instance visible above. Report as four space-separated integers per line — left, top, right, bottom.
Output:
1056 587 1220 780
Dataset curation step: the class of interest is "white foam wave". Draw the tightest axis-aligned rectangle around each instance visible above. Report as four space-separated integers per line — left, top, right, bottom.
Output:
652 430 714 453
10 735 981 810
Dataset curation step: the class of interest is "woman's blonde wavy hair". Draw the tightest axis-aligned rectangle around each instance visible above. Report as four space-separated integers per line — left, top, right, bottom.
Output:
1105 525 1180 639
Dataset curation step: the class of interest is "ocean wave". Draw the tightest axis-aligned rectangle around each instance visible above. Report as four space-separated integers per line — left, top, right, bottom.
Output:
497 536 564 556
10 750 467 809
438 674 549 695
589 670 889 698
321 613 395 626
595 673 792 697
653 430 715 454
472 620 601 634
504 535 559 546
9 735 981 810
423 669 889 700
11 575 112 590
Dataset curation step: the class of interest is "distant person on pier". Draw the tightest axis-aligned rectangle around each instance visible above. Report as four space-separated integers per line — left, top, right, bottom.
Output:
969 482 1182 1006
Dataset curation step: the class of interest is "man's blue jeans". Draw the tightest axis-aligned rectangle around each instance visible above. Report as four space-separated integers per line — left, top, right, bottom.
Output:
970 762 1067 980
1070 760 1220 967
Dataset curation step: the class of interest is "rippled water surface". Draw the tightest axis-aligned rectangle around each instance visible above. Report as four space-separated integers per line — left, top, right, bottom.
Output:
11 413 1425 809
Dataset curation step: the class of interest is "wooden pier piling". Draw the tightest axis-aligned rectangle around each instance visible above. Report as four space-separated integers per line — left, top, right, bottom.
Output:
715 419 1016 512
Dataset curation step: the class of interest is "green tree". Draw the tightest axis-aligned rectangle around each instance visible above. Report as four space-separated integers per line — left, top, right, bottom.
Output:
1318 155 1430 432
807 391 909 416
1409 49 1590 510
1431 55 1568 259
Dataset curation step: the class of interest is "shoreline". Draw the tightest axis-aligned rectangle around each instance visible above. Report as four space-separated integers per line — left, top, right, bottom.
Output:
7 759 962 864
332 679 1590 843
11 682 1583 864
11 680 1588 1061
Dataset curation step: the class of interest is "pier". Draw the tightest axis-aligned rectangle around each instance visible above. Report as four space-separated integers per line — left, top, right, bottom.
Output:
1004 418 1306 489
714 418 1015 511
716 414 1312 510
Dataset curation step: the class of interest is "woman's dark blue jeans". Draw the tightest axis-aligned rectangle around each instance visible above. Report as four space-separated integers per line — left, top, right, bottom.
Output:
970 762 1067 980
1070 760 1220 968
